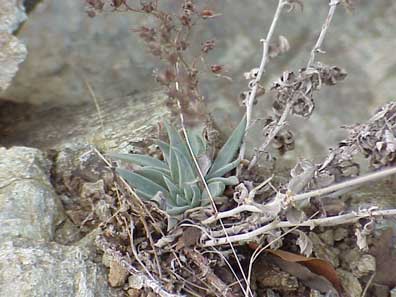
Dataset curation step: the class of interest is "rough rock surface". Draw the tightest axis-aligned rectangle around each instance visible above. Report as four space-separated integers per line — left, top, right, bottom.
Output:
0 146 119 297
0 0 27 90
0 146 64 241
0 90 170 150
0 238 115 297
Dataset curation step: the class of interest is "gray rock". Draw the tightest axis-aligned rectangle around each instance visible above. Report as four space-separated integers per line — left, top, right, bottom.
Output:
3 0 153 105
109 260 129 288
333 227 348 242
350 254 376 278
0 91 170 150
0 0 27 33
337 269 362 297
54 217 83 245
309 232 339 268
0 146 64 242
0 147 120 296
0 0 27 90
0 238 116 297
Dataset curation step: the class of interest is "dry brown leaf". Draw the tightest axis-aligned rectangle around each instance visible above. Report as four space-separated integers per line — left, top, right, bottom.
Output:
268 249 344 295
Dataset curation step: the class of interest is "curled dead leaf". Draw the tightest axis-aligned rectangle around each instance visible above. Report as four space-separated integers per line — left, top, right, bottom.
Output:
267 249 344 296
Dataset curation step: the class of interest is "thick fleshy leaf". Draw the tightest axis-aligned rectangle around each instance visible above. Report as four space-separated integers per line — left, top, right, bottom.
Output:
207 176 239 186
149 191 167 210
187 129 206 157
197 154 212 176
183 185 193 202
135 167 170 188
206 159 240 179
157 140 170 164
176 194 188 206
116 168 169 200
190 184 201 207
164 121 192 164
175 147 196 187
135 189 153 201
201 181 226 205
168 147 179 185
166 204 192 216
108 153 167 170
163 176 179 203
207 115 246 178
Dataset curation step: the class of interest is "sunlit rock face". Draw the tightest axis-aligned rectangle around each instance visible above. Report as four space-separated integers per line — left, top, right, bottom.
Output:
0 0 27 91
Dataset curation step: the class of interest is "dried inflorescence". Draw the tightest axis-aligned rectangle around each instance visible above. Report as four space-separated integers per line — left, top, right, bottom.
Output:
303 101 396 197
346 102 396 168
272 63 347 118
85 0 222 122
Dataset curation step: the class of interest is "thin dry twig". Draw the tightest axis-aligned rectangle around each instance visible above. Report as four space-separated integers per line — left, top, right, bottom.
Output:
246 212 319 293
293 166 396 202
361 272 376 297
203 166 396 225
203 208 396 247
248 101 292 169
84 79 106 143
96 236 184 297
128 219 156 280
183 248 237 297
238 0 287 165
306 0 341 68
250 0 341 168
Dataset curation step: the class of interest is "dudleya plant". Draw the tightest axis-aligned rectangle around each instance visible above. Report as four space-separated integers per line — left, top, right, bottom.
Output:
109 116 246 216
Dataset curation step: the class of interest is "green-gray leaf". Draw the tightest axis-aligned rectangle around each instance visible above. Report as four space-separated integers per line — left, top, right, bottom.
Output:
166 204 192 216
157 140 170 164
116 168 169 200
190 184 201 208
207 176 239 186
168 147 179 185
135 167 170 188
207 115 246 178
108 153 168 171
201 181 226 205
206 159 240 179
164 121 192 164
176 194 188 206
174 147 196 187
183 185 193 202
187 129 206 157
163 176 179 204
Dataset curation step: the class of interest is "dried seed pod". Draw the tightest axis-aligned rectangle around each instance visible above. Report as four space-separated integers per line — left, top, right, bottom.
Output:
201 40 216 53
210 64 223 74
200 9 215 19
271 63 347 118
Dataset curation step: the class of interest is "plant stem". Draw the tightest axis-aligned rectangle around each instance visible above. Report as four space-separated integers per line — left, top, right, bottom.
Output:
238 0 286 167
293 166 396 202
202 208 396 247
203 166 396 225
306 0 340 68
248 101 292 170
249 0 340 169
